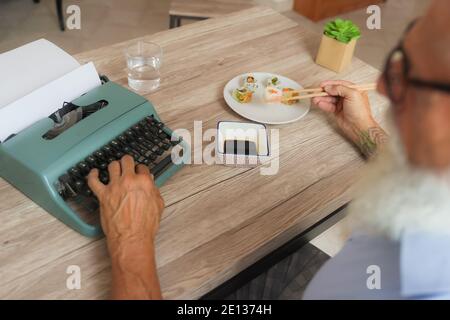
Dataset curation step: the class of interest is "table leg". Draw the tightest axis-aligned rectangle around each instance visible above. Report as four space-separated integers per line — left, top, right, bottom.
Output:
170 15 182 29
176 16 182 28
56 0 65 31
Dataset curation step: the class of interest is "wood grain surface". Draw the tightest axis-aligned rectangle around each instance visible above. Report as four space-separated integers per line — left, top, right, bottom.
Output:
0 6 389 299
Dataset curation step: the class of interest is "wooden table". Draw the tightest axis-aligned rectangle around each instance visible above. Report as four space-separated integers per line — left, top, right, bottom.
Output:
0 6 388 299
169 0 255 28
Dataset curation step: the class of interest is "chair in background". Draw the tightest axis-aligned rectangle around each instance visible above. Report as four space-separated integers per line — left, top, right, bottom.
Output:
33 0 65 31
169 0 255 28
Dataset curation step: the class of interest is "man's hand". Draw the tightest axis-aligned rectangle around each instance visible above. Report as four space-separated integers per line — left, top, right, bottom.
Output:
87 155 164 300
312 80 387 158
88 155 164 244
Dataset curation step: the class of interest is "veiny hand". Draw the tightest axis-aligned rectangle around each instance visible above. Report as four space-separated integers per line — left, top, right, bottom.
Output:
312 80 379 145
87 155 164 245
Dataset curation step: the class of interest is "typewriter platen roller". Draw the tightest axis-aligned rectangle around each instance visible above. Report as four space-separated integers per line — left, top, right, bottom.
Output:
0 81 189 237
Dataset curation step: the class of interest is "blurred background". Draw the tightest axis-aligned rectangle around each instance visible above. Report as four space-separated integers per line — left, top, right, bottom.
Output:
1 0 429 70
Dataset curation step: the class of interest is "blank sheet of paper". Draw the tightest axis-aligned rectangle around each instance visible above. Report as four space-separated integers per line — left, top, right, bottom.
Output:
0 39 80 109
0 39 101 142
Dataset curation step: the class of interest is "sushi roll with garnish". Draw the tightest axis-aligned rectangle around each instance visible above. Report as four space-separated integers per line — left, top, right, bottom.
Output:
281 88 300 105
243 74 258 92
232 87 253 103
266 76 281 88
264 86 283 103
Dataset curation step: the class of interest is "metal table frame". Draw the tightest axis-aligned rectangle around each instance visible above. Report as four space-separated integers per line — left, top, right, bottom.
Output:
201 205 347 299
169 14 208 29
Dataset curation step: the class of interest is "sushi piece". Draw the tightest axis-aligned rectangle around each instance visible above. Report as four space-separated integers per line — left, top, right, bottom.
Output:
266 76 281 88
243 74 258 92
281 88 300 105
232 87 253 103
264 87 283 103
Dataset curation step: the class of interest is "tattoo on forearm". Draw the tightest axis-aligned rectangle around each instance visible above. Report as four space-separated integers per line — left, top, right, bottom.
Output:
358 126 388 158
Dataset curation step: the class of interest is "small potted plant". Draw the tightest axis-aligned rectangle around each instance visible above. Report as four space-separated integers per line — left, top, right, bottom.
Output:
315 19 361 73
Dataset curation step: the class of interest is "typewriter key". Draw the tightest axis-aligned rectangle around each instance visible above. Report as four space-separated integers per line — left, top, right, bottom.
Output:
159 133 168 140
122 146 132 154
149 126 158 134
69 167 82 178
99 171 109 184
102 145 113 154
73 180 85 192
137 156 147 164
130 142 147 156
110 140 123 151
99 162 108 170
115 152 125 159
83 188 93 197
143 131 155 141
94 151 106 160
77 162 90 175
86 156 97 166
132 124 143 133
137 137 154 149
125 130 136 139
118 135 129 144
151 145 159 153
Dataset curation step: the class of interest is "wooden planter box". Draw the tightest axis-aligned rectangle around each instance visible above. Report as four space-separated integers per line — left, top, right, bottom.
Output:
315 34 357 73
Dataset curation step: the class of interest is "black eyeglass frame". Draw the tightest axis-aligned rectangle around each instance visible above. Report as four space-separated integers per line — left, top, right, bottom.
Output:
383 20 450 104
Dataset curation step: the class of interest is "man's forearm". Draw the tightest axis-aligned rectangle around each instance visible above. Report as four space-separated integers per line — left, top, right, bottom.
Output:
109 239 162 300
357 126 389 158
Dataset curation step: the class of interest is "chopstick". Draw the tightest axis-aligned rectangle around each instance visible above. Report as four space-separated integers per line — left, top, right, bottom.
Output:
296 83 376 94
284 83 377 101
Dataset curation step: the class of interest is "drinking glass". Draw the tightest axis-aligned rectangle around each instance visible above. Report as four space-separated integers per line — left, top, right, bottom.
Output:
125 41 162 93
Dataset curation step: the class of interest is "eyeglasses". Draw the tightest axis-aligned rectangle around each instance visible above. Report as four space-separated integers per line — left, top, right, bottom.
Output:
383 20 450 104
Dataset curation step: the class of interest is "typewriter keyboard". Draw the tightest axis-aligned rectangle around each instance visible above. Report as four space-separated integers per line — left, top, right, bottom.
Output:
57 115 180 201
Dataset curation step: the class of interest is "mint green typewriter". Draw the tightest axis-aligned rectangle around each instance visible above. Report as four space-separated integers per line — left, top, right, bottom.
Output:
0 80 188 237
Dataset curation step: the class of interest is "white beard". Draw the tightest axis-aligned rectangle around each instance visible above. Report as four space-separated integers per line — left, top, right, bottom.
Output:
347 115 450 240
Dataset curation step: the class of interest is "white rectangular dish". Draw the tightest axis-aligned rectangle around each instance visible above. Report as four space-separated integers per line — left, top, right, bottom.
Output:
216 121 270 167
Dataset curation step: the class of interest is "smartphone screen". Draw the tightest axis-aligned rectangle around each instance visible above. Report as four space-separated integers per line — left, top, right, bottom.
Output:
224 139 257 156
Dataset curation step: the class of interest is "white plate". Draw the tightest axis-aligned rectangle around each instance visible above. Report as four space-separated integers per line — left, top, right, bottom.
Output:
223 72 310 125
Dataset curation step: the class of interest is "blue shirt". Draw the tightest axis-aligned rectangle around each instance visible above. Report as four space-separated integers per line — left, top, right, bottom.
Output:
303 232 450 299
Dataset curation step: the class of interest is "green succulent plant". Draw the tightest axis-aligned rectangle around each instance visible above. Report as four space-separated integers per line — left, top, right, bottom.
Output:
324 18 361 44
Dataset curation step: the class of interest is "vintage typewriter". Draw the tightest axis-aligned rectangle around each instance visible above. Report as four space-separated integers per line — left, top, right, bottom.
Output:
0 79 188 237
